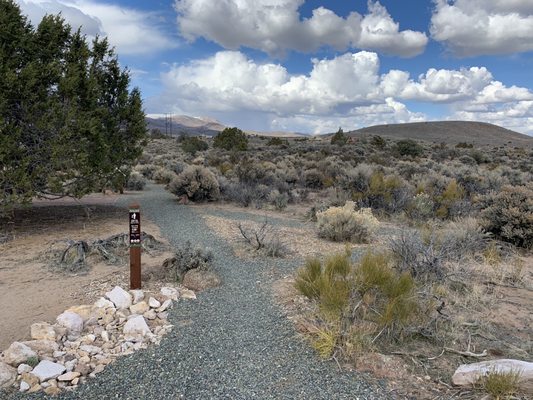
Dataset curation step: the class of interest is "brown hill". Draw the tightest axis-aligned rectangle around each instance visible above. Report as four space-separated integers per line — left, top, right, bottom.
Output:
347 121 533 147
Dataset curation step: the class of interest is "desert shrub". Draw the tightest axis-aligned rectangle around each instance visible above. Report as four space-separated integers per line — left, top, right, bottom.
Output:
295 251 420 354
316 202 378 243
388 230 447 279
455 142 473 149
303 168 325 189
268 190 289 211
237 219 287 257
407 193 435 221
162 241 213 282
355 171 412 213
481 184 533 249
338 163 374 193
395 139 424 157
370 135 386 149
168 166 220 201
267 137 285 146
213 127 248 151
135 164 158 179
153 167 176 184
125 171 146 191
330 128 348 146
180 136 209 155
221 181 269 208
435 179 465 218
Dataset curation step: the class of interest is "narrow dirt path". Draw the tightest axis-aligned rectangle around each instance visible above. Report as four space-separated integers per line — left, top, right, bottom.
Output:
13 184 387 399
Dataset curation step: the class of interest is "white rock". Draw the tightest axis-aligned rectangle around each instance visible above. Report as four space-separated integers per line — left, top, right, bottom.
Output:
160 287 179 300
130 290 144 304
0 362 17 388
17 364 33 374
123 315 151 337
65 360 77 372
143 309 157 320
148 297 161 308
101 331 110 342
19 380 30 392
66 305 93 322
30 360 66 382
130 301 149 315
79 345 101 355
105 286 132 310
3 342 38 367
56 311 83 336
57 371 81 382
30 322 56 341
94 297 115 309
157 299 173 313
180 289 197 300
453 359 533 392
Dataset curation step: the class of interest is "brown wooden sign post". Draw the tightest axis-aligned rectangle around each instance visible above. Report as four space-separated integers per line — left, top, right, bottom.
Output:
129 203 141 289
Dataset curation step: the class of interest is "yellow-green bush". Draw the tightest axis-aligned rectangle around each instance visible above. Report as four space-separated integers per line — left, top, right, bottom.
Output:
316 202 379 242
295 251 421 357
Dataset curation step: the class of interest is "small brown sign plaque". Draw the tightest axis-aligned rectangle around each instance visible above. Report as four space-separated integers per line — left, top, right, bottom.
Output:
129 209 141 246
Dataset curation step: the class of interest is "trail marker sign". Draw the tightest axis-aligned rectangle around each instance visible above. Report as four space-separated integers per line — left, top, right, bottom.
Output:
129 204 141 289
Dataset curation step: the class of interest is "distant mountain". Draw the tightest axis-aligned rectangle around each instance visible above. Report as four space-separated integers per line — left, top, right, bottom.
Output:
145 115 306 138
146 115 224 137
345 121 533 147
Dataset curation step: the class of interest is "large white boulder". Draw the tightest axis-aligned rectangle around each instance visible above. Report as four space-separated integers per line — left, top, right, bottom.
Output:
2 342 37 367
453 359 533 392
30 360 66 382
123 315 151 338
106 286 133 309
56 311 83 337
94 297 115 309
0 362 17 388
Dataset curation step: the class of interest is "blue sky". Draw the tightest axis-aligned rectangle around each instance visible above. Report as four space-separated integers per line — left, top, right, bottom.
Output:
15 0 533 135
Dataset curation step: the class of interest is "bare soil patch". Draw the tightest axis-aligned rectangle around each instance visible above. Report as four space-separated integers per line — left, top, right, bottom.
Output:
195 203 369 259
0 195 174 350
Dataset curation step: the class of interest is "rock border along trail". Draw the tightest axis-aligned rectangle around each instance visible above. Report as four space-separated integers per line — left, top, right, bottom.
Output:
7 184 386 399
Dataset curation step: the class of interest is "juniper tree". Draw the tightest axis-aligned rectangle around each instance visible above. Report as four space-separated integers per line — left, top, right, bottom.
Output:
0 0 147 213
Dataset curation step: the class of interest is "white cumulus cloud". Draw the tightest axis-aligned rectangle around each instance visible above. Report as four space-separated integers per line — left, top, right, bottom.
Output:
156 49 533 134
174 0 427 57
430 0 533 56
16 0 177 55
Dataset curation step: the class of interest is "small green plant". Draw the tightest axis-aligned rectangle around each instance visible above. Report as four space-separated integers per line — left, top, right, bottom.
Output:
477 369 521 400
26 355 39 368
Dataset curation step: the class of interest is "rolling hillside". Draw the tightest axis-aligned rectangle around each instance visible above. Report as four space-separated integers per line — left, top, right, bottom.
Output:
346 121 533 147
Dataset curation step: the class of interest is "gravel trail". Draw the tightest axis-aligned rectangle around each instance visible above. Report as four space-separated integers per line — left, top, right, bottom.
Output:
8 184 387 399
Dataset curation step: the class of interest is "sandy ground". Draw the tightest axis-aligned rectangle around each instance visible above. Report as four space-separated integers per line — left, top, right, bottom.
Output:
0 193 173 350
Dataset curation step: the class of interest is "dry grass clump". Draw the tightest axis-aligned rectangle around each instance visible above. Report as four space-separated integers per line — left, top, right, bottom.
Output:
476 369 522 400
316 202 379 243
